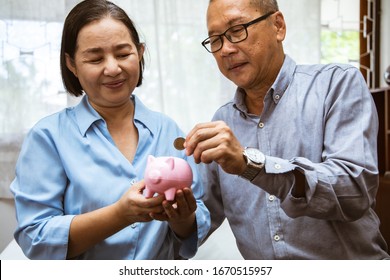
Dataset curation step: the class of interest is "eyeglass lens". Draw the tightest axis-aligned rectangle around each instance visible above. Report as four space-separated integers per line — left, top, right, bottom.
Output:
204 25 247 53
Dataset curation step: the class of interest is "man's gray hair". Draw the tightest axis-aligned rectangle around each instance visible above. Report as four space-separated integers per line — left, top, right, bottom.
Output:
251 0 279 13
209 0 279 13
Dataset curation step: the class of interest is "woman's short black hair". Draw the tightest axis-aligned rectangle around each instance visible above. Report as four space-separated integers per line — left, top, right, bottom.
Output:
60 0 145 97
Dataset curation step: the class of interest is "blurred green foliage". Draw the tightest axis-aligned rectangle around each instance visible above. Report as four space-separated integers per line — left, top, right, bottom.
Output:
321 30 359 65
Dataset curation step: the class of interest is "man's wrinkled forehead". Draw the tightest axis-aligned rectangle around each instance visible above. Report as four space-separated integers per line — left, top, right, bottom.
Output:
206 0 255 35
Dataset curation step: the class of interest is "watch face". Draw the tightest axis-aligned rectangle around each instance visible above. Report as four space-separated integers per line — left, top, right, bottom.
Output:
246 148 265 164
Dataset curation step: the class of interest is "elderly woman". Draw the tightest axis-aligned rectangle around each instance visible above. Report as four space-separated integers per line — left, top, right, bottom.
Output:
11 0 210 260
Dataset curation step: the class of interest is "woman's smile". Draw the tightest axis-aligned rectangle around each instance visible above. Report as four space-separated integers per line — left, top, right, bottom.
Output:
103 79 126 89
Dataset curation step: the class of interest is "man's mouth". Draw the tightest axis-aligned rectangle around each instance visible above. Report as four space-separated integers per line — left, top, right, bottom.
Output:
228 62 247 71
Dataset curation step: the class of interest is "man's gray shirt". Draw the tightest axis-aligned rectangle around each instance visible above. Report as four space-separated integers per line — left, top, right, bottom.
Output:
202 55 389 259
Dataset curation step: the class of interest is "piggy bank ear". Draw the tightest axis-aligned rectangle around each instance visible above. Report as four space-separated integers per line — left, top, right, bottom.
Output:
147 155 156 164
165 157 175 170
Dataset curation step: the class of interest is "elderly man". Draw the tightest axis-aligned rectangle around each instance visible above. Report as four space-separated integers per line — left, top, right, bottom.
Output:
185 0 389 259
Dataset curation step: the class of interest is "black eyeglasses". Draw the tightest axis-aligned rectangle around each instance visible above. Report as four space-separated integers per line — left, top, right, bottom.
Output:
201 11 276 53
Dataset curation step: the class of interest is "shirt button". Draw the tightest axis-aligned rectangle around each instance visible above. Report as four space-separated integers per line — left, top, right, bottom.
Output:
274 94 280 100
258 122 264 128
274 234 281 241
269 195 275 201
131 223 138 229
274 163 281 170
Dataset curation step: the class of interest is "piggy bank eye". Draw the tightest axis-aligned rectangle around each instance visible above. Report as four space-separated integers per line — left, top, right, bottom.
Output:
148 170 161 184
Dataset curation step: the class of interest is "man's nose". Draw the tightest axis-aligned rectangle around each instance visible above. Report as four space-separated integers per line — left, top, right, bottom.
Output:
219 37 238 56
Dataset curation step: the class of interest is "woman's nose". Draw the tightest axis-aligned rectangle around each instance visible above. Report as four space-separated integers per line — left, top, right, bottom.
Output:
103 57 122 76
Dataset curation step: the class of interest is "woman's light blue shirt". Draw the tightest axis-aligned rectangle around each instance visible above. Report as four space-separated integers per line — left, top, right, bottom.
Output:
11 95 210 260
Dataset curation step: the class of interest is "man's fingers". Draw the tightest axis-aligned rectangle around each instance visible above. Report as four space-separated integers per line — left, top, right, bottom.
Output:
185 122 222 156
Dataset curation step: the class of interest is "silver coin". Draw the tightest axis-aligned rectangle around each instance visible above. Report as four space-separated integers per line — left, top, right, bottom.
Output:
173 137 185 150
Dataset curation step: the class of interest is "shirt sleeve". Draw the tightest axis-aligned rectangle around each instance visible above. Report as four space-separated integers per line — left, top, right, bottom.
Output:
251 67 379 222
11 123 74 260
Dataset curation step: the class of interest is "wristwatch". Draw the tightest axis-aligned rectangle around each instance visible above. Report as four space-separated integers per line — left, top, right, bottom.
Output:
241 147 265 181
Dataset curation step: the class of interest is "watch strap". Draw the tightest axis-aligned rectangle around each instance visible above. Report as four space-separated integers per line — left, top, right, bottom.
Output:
241 165 261 181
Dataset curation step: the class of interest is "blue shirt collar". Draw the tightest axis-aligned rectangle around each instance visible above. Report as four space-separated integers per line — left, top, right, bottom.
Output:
74 94 156 136
272 54 296 101
74 96 102 136
133 95 157 137
233 54 296 113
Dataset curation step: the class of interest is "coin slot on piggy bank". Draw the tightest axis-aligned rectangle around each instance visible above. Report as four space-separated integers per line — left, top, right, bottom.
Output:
144 155 193 201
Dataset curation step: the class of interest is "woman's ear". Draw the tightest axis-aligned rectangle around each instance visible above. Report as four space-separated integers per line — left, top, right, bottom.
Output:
137 43 145 62
65 53 77 77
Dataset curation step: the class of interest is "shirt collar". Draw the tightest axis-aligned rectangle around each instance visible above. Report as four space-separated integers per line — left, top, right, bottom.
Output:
74 95 102 136
272 54 296 102
233 54 296 114
132 95 157 136
74 94 156 136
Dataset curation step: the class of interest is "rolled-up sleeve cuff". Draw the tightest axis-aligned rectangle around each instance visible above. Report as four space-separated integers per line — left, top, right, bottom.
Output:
18 214 75 260
264 156 295 174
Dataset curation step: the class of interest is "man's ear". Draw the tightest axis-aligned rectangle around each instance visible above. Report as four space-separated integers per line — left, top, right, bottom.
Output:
274 11 286 42
65 53 77 77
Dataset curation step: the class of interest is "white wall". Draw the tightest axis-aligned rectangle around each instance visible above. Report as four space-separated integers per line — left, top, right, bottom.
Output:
280 0 321 64
0 200 17 253
0 134 23 253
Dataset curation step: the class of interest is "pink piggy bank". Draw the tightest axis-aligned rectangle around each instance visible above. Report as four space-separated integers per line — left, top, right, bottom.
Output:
144 155 193 201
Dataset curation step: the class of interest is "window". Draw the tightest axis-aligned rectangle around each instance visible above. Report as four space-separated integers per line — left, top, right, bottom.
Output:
320 0 360 66
0 20 65 134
